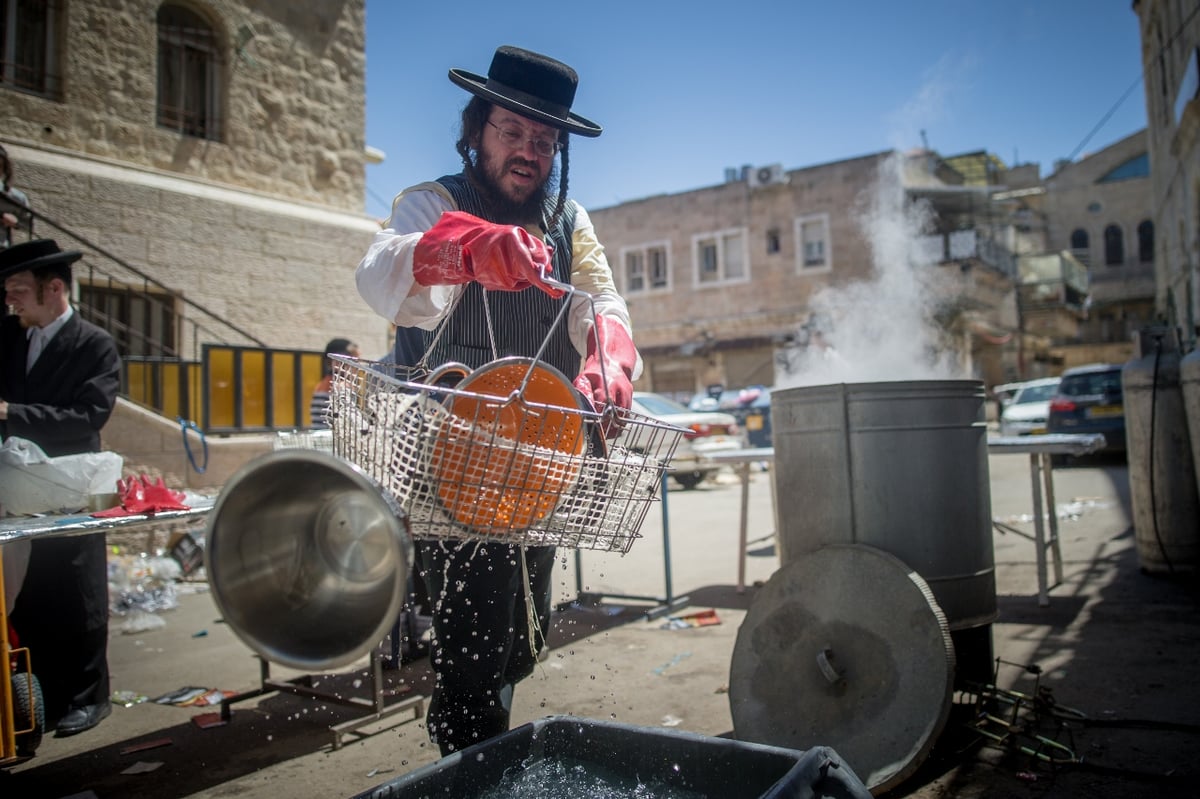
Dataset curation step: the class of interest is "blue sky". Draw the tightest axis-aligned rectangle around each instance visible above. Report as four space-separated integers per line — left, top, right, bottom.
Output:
362 0 1147 220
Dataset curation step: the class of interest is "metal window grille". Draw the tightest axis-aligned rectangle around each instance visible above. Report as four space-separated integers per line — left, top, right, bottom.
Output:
0 0 64 100
156 6 222 141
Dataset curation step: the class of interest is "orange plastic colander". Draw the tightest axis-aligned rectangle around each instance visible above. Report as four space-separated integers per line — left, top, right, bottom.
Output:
429 358 589 533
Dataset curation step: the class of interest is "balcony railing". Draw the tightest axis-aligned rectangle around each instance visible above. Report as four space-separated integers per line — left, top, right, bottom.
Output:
916 228 1018 278
14 207 325 433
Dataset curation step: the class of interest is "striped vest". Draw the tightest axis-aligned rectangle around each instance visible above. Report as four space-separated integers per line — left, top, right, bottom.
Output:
404 174 579 379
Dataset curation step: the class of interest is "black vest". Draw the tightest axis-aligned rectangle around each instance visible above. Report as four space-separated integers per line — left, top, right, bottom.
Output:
399 174 579 379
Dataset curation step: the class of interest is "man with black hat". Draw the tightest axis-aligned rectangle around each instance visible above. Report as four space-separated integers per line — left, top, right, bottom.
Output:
1 238 121 736
356 45 639 754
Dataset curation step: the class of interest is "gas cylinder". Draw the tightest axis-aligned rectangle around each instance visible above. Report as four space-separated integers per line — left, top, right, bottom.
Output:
1121 326 1200 574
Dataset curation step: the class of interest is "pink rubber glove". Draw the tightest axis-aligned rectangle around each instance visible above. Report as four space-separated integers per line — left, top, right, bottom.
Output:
574 316 637 423
92 475 190 517
412 211 563 298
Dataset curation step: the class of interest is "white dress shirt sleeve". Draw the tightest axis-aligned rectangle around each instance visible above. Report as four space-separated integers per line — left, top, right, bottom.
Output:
354 185 461 329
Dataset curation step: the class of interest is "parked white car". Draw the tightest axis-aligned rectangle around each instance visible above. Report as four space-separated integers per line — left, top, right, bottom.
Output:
625 392 743 489
999 377 1062 436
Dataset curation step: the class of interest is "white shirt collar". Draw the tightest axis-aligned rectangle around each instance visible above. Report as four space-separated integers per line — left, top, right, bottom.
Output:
27 305 74 344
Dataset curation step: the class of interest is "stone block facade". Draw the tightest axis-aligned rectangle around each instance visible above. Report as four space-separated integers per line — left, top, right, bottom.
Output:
590 152 1022 397
3 0 366 211
1041 129 1156 362
590 154 885 396
1 0 390 357
1135 0 1200 342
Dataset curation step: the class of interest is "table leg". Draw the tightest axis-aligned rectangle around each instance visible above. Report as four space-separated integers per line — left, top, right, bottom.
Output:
737 463 750 594
1040 453 1065 588
768 460 780 564
1029 453 1050 607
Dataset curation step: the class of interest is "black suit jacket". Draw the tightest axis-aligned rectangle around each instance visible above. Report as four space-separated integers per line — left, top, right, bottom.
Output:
0 311 121 457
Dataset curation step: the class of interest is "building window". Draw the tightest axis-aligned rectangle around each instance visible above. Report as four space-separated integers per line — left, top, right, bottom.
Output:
795 213 831 272
1137 220 1154 263
0 0 63 99
1103 224 1124 266
78 282 179 358
621 242 670 294
1098 153 1151 183
693 229 747 286
766 228 780 254
157 4 222 141
1070 228 1090 267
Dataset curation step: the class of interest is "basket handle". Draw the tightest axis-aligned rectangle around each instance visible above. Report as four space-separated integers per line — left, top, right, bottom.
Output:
541 278 625 423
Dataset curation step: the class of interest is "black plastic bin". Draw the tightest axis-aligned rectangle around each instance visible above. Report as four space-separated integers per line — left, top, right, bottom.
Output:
353 715 871 799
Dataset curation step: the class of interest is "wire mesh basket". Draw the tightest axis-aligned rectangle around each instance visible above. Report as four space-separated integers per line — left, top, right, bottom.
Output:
326 355 684 553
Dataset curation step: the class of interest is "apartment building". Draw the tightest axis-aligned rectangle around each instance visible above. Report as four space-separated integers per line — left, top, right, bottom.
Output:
590 150 1033 398
0 0 385 358
1041 129 1157 367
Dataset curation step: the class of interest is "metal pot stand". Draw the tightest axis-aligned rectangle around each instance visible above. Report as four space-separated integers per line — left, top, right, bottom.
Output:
729 543 956 795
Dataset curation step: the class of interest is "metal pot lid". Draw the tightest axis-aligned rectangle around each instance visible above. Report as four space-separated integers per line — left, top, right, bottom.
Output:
729 544 956 795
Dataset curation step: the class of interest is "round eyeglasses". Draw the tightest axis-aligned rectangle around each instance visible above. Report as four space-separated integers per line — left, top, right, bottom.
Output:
487 121 562 158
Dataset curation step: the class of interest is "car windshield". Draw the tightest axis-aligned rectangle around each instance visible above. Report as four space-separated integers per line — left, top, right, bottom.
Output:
1015 383 1059 403
1061 371 1123 397
635 394 689 416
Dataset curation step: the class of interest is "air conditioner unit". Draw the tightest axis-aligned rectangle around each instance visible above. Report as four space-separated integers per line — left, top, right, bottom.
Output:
748 163 788 188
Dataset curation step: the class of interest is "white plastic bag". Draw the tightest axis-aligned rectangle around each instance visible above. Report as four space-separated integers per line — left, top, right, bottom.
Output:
0 436 124 515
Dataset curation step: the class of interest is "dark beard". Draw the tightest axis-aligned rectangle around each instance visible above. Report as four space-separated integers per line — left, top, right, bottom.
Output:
469 157 557 226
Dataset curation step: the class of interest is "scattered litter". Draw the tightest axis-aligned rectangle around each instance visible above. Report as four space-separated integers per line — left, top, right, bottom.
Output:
120 738 172 756
112 690 148 707
150 686 232 707
659 609 721 630
118 609 166 634
660 715 683 727
121 761 164 775
714 684 729 694
366 768 395 777
652 652 692 675
108 553 181 618
169 531 205 576
192 712 227 729
1016 771 1039 782
192 629 208 638
153 686 210 705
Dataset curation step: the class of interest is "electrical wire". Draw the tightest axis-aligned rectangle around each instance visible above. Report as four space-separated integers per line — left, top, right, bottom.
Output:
1064 3 1199 164
1065 76 1145 163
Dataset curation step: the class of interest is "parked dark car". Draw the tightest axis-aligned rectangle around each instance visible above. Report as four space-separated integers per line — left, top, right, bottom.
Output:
689 385 772 447
1047 363 1126 455
738 388 773 448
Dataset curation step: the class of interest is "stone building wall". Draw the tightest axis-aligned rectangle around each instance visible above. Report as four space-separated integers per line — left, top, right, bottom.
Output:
12 143 383 355
1135 0 1200 340
2 0 366 211
1 0 388 356
1041 129 1156 355
590 154 885 395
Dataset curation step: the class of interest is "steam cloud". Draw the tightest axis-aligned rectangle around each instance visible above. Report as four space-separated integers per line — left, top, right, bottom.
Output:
775 152 967 388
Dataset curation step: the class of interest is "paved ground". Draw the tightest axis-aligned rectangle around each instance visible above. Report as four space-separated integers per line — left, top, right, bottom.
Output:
3 446 1199 798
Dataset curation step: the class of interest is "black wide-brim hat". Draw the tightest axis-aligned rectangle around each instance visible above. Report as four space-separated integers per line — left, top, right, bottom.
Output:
0 238 82 281
449 45 602 138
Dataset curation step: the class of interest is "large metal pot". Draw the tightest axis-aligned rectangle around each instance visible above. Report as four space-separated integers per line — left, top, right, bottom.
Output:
771 379 996 682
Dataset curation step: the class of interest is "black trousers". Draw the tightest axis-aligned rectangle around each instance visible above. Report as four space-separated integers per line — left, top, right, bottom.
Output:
416 540 555 755
10 532 110 723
